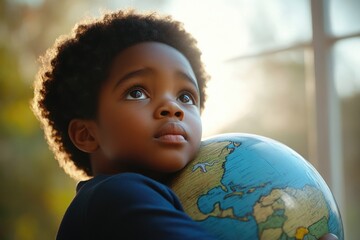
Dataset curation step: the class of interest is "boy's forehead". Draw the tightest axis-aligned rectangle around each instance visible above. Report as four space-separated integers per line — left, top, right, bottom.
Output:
110 42 198 87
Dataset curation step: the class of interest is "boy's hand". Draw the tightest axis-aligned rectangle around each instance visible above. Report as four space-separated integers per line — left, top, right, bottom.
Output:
319 233 338 240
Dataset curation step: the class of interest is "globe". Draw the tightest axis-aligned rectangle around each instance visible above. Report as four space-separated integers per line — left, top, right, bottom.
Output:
168 133 344 240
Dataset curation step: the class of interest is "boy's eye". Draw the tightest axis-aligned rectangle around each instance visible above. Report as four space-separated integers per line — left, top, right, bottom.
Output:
125 88 148 100
178 93 195 105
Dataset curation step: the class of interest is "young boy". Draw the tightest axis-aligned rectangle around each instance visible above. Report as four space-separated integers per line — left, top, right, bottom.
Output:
32 9 215 239
32 9 338 240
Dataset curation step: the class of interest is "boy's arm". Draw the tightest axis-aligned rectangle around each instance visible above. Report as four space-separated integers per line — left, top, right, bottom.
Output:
80 173 337 240
86 173 216 240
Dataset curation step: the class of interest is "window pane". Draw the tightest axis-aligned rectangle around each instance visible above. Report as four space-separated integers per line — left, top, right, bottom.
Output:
333 38 360 240
334 38 360 97
329 0 360 36
206 50 309 160
167 0 312 60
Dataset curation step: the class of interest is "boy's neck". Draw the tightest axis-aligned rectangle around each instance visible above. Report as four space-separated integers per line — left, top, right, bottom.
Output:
90 154 173 183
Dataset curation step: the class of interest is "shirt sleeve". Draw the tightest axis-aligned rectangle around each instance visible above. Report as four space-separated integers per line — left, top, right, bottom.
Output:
85 173 217 240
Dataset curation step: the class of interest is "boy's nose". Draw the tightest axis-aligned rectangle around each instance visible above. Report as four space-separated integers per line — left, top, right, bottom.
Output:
154 100 184 120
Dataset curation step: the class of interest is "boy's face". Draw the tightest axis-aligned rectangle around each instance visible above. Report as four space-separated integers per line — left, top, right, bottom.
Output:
92 42 202 176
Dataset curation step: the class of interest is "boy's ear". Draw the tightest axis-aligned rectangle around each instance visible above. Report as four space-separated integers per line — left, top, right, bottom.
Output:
68 119 99 153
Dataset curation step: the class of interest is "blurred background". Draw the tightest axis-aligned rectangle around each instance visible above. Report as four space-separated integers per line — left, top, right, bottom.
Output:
0 0 359 239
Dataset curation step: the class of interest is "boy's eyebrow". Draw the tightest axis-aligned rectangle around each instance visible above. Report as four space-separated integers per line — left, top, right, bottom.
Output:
113 68 150 91
113 68 199 91
175 71 199 90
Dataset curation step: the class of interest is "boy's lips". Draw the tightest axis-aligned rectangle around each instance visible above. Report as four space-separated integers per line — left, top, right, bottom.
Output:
154 122 188 143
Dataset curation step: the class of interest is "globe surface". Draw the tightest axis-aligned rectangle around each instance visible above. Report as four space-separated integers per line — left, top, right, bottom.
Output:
168 133 344 240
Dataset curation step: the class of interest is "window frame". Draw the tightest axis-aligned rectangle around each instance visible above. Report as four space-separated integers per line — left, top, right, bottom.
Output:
225 1 360 234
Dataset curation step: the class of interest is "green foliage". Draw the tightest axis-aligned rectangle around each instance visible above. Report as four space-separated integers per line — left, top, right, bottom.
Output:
0 44 74 240
0 2 75 239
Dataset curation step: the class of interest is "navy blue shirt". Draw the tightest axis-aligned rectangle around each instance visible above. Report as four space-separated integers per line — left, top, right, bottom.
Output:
56 173 216 239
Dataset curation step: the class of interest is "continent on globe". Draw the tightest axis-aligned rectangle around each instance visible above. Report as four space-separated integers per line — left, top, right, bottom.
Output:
254 185 329 239
169 141 239 220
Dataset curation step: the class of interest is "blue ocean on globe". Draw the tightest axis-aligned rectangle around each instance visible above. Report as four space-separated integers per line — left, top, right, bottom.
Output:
169 133 344 240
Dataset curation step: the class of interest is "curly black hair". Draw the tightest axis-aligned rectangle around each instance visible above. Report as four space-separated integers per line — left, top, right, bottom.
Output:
32 9 210 180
